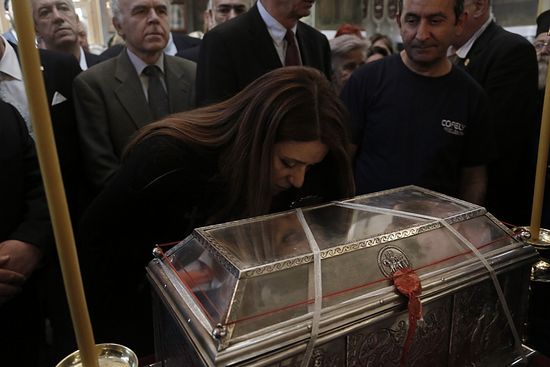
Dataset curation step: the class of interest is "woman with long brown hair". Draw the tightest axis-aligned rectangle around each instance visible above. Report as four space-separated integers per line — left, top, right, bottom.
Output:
78 66 354 356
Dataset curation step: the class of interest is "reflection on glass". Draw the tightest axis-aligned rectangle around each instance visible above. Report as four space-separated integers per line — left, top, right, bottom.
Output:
351 187 475 217
208 212 310 268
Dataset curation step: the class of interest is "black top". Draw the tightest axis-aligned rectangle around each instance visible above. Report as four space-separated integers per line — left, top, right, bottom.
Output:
341 54 496 197
78 134 221 354
195 4 332 105
0 101 51 249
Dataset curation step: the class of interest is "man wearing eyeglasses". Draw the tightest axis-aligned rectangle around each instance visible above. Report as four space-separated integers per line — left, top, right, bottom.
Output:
450 0 538 226
206 0 250 30
177 0 252 62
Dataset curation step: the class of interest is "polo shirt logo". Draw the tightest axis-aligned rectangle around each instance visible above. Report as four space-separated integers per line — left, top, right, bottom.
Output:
441 119 466 136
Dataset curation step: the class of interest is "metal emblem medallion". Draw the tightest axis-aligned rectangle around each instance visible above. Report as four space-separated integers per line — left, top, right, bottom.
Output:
377 246 412 277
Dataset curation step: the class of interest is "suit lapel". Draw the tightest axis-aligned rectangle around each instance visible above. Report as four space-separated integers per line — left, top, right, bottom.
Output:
113 50 152 129
247 5 283 69
296 23 311 66
164 56 193 113
463 21 497 70
11 43 53 104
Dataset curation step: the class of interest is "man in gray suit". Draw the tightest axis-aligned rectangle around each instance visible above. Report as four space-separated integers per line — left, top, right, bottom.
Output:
74 0 196 193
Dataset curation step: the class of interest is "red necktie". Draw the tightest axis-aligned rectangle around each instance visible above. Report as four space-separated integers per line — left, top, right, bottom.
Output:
284 30 300 66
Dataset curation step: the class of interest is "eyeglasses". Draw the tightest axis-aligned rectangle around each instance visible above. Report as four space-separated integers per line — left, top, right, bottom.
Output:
215 4 247 15
534 41 550 53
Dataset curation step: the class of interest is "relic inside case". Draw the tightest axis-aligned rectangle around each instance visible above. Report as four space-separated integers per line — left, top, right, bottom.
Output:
147 186 538 366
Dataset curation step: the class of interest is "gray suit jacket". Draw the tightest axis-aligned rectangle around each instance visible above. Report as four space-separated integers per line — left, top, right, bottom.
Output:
73 49 196 192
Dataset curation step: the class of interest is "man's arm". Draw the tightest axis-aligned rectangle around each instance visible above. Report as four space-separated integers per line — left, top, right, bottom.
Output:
459 165 487 205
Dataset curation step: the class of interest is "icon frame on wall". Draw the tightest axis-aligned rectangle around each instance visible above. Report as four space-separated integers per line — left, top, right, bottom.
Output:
170 1 187 32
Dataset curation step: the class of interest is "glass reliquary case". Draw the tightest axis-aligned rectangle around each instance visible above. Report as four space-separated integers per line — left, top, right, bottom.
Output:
147 186 538 366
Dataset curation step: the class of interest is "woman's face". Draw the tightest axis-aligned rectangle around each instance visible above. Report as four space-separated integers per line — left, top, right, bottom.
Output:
271 140 328 194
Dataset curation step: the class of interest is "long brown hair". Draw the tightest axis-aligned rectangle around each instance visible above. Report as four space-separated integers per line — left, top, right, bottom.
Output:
127 66 355 220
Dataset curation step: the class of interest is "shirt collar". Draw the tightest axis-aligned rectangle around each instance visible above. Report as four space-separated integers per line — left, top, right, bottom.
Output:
257 0 298 45
0 35 23 81
455 16 493 58
79 46 88 70
126 48 165 75
164 33 177 56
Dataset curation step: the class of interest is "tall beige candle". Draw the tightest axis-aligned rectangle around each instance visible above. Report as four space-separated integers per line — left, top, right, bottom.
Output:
11 2 99 366
531 31 550 242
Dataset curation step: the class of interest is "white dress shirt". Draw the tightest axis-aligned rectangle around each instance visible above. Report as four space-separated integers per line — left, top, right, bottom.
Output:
257 0 301 66
0 35 32 134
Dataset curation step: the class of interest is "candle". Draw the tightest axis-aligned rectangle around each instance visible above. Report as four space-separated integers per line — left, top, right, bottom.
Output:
531 30 550 242
11 2 99 367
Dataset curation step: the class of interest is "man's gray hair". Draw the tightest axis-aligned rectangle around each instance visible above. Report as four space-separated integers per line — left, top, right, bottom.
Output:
329 35 369 58
111 0 172 20
110 0 122 21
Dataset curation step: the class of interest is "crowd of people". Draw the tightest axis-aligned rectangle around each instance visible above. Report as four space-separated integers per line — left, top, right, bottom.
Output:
0 0 548 364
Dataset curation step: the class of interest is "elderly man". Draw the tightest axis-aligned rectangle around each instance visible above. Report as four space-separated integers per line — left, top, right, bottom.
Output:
177 0 252 62
30 0 100 69
205 0 249 29
534 10 550 230
450 0 538 225
73 0 196 194
341 0 495 204
535 11 550 97
196 0 331 105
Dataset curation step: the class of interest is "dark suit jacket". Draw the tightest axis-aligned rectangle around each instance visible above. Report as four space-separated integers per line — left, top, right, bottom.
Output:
84 50 101 68
10 43 85 221
0 100 51 248
0 100 53 366
195 4 332 105
73 49 196 192
177 43 201 63
459 21 538 223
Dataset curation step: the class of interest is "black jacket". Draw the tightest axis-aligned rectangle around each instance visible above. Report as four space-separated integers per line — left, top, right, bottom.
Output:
196 4 331 105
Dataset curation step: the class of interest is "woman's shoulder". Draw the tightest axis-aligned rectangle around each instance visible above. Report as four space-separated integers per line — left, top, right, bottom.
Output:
123 134 217 191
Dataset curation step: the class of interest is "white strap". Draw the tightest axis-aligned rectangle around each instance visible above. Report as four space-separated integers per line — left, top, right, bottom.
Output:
439 220 523 355
296 209 323 367
336 201 522 354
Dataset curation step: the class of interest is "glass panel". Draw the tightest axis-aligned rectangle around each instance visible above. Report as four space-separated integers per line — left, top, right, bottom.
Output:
350 187 476 217
207 212 311 269
302 205 430 250
166 237 238 325
453 216 517 253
